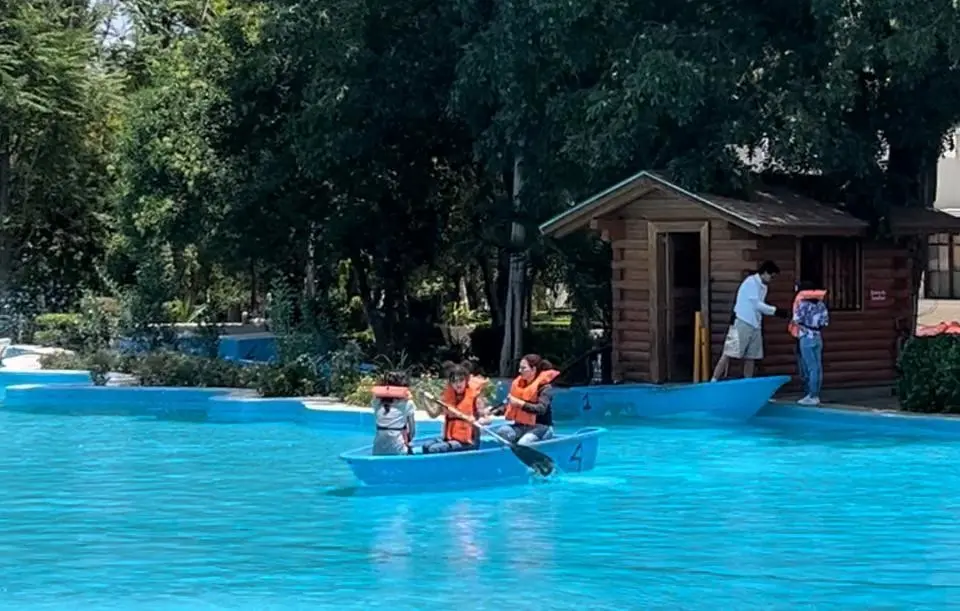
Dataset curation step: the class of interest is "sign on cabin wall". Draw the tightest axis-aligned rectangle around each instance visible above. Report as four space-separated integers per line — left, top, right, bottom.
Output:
869 289 887 303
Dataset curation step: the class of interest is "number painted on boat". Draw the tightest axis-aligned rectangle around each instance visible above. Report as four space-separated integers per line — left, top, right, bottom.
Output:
569 442 583 472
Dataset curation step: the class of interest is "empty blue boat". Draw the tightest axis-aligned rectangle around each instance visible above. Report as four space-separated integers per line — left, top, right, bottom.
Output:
551 375 790 422
339 427 607 490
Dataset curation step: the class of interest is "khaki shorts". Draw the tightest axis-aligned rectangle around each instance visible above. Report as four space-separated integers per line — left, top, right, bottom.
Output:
722 318 763 360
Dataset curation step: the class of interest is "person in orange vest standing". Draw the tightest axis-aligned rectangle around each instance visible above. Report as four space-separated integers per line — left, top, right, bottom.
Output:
789 281 830 405
422 363 492 454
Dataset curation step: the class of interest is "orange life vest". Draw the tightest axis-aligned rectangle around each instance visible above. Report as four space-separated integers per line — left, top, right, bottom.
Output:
788 290 828 338
440 384 481 444
506 369 559 426
372 385 411 400
468 375 488 393
372 385 412 444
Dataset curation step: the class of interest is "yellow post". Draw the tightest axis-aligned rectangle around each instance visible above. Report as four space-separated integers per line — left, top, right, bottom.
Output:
700 323 710 382
693 311 703 382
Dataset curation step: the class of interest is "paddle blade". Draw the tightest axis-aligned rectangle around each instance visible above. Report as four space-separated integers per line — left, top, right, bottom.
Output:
511 444 555 477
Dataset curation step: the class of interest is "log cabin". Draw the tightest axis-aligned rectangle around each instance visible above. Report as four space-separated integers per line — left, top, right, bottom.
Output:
540 171 960 390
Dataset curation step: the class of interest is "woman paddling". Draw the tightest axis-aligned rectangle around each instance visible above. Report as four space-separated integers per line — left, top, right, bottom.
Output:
371 370 417 456
422 363 492 454
492 353 558 445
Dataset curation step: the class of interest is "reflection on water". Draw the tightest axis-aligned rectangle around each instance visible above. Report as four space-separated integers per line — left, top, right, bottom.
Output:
447 500 485 566
370 503 413 572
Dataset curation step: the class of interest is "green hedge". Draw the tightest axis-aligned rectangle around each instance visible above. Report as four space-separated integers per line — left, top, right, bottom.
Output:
897 335 960 413
39 350 326 398
33 313 83 349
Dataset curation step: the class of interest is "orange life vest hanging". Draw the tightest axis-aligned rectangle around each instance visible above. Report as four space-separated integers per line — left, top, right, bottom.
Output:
440 384 481 444
787 290 828 338
372 385 412 444
506 369 559 426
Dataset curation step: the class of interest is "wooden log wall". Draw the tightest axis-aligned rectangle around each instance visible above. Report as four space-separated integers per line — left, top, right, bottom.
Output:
750 239 912 388
603 188 735 381
607 216 650 380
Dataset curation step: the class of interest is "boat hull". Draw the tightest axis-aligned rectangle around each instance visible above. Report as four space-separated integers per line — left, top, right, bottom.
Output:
551 375 790 422
339 427 606 490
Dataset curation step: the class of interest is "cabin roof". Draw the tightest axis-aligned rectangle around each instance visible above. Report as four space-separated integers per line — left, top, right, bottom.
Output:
884 206 960 234
539 170 944 238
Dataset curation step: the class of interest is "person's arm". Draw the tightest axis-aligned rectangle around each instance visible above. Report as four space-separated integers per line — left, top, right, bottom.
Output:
820 306 830 328
475 395 489 416
748 281 777 317
405 400 417 440
520 384 553 415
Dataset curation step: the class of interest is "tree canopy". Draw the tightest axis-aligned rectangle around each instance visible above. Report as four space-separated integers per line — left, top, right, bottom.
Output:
3 0 960 371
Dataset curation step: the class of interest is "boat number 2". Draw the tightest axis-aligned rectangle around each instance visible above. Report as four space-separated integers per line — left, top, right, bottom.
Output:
569 442 583 472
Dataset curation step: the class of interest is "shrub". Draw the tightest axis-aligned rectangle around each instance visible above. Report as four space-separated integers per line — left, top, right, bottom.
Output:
325 341 364 397
897 335 960 413
252 359 323 398
125 351 249 388
342 374 378 406
33 313 83 349
39 351 88 371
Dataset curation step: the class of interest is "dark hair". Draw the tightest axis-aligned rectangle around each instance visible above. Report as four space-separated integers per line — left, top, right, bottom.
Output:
379 369 409 388
460 359 480 376
797 280 818 292
521 353 554 374
758 260 780 275
377 370 409 412
446 363 469 383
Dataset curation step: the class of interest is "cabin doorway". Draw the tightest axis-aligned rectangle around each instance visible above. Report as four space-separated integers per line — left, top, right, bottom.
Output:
651 222 710 383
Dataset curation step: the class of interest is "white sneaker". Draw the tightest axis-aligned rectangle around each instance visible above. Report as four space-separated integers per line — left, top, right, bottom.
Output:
798 396 820 406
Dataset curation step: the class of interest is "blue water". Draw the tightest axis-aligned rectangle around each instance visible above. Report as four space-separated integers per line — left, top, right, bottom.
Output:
1 413 959 609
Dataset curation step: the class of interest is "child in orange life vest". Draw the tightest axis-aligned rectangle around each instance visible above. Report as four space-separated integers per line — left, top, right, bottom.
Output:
491 353 559 445
422 363 492 454
371 370 417 456
789 281 829 406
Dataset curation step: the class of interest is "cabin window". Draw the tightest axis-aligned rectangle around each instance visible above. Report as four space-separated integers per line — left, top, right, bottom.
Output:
798 238 863 311
925 233 960 299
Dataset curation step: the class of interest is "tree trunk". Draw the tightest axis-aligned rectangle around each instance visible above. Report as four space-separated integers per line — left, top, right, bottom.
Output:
499 151 526 376
458 276 471 312
304 223 317 301
888 141 940 332
0 127 12 295
478 255 502 325
350 253 388 354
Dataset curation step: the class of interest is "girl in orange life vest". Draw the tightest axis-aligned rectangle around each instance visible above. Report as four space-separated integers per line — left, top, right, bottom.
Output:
371 370 417 456
421 363 493 454
491 353 559 445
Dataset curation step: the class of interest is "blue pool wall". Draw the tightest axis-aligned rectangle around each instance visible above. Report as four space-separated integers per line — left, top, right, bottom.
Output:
0 371 469 436
4 369 960 438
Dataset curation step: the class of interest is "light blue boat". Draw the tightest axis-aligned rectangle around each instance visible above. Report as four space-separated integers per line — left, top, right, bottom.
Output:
339 427 606 491
551 375 790 422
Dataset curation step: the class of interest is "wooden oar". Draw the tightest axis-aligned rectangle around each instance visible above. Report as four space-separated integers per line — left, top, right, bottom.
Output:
416 389 555 477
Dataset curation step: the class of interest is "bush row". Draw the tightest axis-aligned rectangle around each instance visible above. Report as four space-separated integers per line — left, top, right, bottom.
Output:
40 349 366 401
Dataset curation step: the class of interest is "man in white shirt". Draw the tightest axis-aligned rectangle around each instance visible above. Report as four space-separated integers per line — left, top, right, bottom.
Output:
711 261 788 381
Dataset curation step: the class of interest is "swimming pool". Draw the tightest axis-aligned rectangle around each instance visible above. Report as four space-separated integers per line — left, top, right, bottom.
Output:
1 412 958 609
